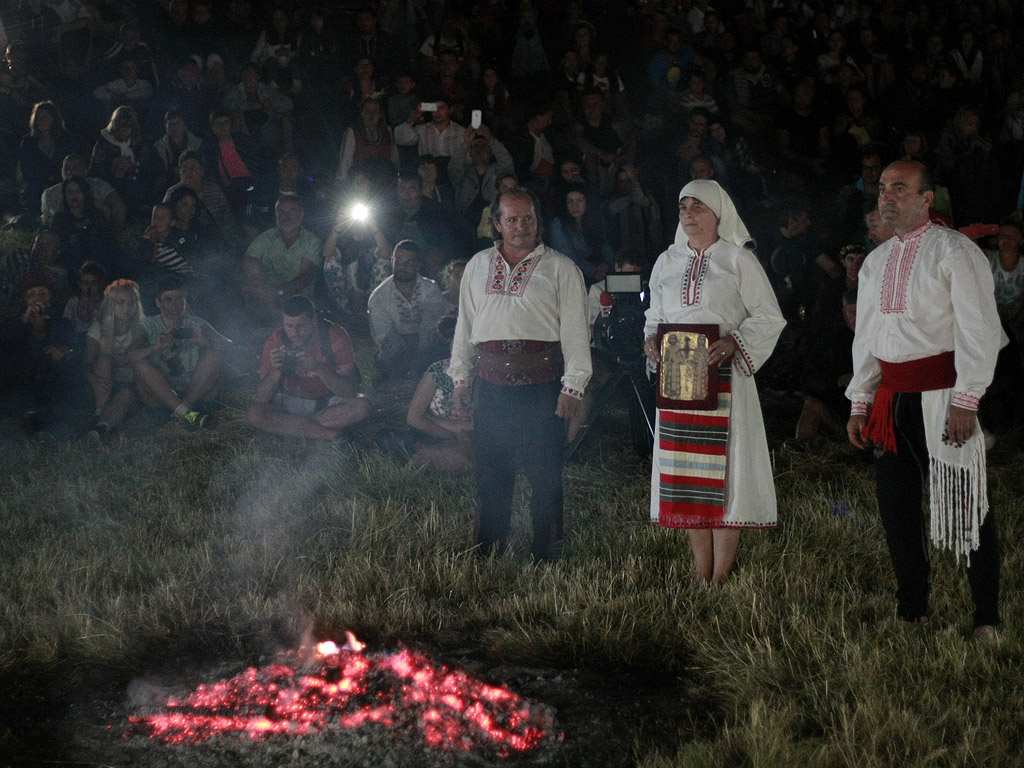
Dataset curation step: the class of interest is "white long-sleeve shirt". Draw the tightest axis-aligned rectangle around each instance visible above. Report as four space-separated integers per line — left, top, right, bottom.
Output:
449 243 592 397
846 221 1002 413
394 120 466 158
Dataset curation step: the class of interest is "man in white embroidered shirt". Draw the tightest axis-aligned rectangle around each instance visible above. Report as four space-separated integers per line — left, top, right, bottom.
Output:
450 187 591 562
846 160 1002 645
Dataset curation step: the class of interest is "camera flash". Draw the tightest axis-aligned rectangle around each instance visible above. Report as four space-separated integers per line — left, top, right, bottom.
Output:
350 202 370 222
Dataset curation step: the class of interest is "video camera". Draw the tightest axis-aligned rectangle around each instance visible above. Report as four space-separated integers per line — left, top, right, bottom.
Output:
594 272 649 370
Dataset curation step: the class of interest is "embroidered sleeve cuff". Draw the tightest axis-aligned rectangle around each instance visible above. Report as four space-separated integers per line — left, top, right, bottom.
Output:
561 386 584 400
729 331 755 376
850 400 871 416
952 392 980 411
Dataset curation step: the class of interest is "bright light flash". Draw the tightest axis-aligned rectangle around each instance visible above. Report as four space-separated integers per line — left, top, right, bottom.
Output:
350 203 370 222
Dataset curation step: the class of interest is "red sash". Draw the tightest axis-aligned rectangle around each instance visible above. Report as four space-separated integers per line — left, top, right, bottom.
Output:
863 351 956 454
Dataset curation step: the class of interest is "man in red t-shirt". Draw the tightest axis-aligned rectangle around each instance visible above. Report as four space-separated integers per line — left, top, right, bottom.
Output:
248 296 372 440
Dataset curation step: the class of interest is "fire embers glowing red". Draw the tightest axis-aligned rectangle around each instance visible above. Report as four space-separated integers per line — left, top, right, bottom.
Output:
127 635 560 757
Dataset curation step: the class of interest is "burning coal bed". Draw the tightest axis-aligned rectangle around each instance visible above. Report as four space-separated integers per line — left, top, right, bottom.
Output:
125 634 562 764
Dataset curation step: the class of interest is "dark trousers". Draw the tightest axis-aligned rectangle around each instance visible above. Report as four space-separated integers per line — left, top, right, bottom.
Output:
473 379 565 560
875 392 1000 627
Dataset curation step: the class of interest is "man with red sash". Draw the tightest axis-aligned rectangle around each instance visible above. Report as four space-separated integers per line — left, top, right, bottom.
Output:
846 160 1002 644
449 187 591 562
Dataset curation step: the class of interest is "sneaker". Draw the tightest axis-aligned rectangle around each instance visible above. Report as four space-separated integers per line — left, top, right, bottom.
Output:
178 410 210 428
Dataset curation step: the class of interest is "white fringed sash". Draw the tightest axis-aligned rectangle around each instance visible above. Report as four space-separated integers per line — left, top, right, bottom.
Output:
922 389 988 563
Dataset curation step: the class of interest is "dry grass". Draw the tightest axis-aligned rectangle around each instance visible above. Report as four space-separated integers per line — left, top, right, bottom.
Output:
1 395 1023 766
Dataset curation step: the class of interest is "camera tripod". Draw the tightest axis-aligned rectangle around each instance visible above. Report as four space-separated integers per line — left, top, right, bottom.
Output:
564 355 656 461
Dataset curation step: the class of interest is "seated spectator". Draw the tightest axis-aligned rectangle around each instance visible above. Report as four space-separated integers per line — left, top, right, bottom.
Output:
762 197 821 323
99 23 159 91
203 108 260 216
340 56 384 125
934 105 1000 227
792 288 857 447
92 58 155 119
18 101 78 216
447 124 514 225
130 203 195 310
246 152 318 237
603 164 662 262
248 295 371 441
394 95 466 184
89 105 155 217
387 72 420 128
404 314 473 472
864 205 894 249
416 256 467 366
724 47 785 149
645 27 695 121
62 259 105 340
163 150 234 237
508 4 550 91
416 154 454 211
151 109 203 198
0 229 68 318
467 65 513 139
577 52 628 122
378 170 473 278
504 103 556 196
423 50 470 120
83 278 145 440
164 186 214 256
985 217 1024 330
41 154 126 231
476 172 518 246
250 7 300 94
571 88 636 192
0 272 80 434
129 275 230 427
148 57 217 143
242 194 324 324
345 7 406 84
336 97 399 187
222 63 294 163
367 240 448 378
546 184 614 283
51 176 121 276
677 67 719 117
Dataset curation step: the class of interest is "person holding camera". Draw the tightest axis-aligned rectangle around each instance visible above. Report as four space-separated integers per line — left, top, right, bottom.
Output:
129 275 231 428
0 272 80 434
248 295 371 441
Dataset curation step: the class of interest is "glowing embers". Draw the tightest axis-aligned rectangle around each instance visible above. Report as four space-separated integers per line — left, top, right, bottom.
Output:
128 633 559 756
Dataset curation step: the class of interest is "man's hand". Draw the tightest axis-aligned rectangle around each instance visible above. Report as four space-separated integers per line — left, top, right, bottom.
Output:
945 404 977 446
452 384 472 417
643 335 660 366
847 413 870 449
555 393 580 420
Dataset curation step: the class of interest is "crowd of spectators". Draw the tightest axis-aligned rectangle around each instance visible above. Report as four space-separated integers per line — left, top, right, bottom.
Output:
2 0 1024 447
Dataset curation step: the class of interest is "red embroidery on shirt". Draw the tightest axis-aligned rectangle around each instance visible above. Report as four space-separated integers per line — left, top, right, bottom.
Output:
880 223 931 314
485 252 540 296
680 247 710 306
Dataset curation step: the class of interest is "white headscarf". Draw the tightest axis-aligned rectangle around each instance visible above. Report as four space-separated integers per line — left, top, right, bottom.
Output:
673 179 752 249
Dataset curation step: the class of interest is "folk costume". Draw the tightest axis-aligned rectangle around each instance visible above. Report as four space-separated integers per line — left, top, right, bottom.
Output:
847 220 1002 626
646 180 784 530
449 242 591 559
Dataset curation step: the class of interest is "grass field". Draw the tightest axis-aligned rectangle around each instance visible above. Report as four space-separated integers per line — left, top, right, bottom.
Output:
1 344 1023 765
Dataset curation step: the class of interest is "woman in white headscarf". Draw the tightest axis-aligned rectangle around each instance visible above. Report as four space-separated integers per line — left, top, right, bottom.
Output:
643 179 785 584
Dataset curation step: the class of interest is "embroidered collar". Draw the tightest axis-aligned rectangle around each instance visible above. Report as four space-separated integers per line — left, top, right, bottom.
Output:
894 220 932 244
